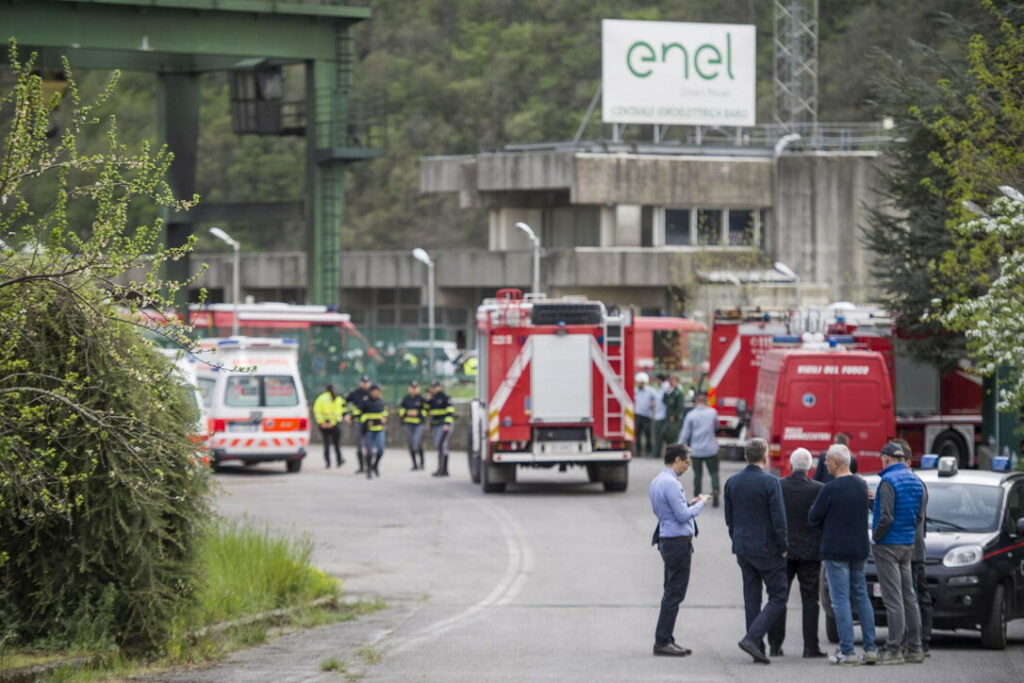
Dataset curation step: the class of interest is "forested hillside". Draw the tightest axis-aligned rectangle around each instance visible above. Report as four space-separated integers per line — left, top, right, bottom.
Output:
47 0 984 252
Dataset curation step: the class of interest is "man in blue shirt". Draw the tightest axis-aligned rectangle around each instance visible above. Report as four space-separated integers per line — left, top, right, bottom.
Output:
679 393 721 506
649 443 710 656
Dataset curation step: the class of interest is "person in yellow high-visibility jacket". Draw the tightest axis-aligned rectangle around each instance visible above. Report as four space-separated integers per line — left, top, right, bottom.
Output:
313 384 345 468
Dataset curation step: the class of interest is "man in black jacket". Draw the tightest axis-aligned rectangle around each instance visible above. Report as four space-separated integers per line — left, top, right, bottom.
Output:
344 375 373 474
767 448 826 659
724 437 789 665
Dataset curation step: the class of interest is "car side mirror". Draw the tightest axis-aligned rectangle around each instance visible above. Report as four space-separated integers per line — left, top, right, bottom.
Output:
1016 517 1024 537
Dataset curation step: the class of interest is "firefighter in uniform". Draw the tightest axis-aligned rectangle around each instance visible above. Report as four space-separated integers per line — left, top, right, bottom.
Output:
359 384 388 479
344 375 373 474
398 381 428 470
313 384 345 468
427 381 455 477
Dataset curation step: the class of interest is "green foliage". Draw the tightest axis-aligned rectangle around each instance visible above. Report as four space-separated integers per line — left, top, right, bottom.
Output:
906 1 1024 406
0 42 211 654
190 519 339 626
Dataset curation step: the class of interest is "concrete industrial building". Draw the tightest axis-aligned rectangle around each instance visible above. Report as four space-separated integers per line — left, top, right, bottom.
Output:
189 127 890 344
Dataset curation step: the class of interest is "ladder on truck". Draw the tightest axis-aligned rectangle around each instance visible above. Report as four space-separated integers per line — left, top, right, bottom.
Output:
602 312 626 437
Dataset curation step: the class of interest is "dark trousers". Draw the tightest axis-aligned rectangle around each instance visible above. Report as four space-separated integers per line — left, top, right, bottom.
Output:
692 455 720 496
655 538 693 646
636 415 653 456
737 555 789 649
351 422 366 470
767 559 821 653
906 560 933 649
319 424 342 466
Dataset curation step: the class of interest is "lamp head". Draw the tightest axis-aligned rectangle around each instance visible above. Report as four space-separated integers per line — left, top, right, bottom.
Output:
412 248 432 266
515 221 537 242
773 261 798 281
209 227 238 248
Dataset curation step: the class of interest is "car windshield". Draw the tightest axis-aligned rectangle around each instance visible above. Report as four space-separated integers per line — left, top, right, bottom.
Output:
924 483 1003 533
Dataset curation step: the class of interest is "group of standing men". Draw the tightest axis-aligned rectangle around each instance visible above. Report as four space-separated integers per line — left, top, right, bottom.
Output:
312 376 455 479
650 437 930 667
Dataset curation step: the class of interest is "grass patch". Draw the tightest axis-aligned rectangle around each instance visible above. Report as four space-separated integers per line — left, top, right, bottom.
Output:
2 520 385 682
321 656 347 672
355 644 382 666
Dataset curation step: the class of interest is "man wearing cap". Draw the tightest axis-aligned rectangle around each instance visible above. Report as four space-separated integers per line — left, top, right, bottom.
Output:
344 376 373 474
872 441 926 664
359 384 388 479
679 393 721 506
398 381 428 471
427 381 455 477
634 372 657 458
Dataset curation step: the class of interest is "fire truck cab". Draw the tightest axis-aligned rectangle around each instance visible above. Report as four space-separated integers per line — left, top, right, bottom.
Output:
466 290 635 493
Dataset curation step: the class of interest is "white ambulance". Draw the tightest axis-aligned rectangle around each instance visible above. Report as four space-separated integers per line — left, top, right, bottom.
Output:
195 337 310 473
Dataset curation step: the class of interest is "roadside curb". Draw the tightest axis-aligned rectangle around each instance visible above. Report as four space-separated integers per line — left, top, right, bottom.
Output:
0 595 360 682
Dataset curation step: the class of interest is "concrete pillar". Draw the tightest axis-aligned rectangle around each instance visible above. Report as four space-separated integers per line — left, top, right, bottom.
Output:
157 72 199 306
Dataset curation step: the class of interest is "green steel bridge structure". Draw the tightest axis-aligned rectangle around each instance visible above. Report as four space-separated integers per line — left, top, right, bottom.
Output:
1 0 383 305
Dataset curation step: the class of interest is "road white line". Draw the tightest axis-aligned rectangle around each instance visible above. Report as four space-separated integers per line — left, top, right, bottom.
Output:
389 497 532 654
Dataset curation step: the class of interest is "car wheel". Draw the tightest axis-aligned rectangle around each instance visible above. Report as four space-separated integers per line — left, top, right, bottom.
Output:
825 615 839 645
980 583 1008 650
286 458 302 473
932 429 970 469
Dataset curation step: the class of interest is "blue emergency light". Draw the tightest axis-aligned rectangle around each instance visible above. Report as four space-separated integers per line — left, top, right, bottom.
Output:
919 454 939 469
992 456 1011 472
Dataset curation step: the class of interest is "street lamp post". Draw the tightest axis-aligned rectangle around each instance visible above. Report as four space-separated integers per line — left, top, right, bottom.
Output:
412 248 435 376
209 227 240 337
515 221 541 296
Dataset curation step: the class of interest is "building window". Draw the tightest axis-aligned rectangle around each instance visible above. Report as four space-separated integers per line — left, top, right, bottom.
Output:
697 209 722 246
399 308 420 325
641 207 654 247
664 208 692 246
727 209 756 246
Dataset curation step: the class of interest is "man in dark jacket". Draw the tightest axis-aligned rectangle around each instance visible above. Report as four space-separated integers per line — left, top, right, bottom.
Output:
808 443 878 666
767 448 826 658
724 437 789 665
427 381 455 477
344 375 373 474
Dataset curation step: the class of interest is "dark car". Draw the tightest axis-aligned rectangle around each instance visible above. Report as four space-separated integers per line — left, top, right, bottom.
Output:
823 465 1024 650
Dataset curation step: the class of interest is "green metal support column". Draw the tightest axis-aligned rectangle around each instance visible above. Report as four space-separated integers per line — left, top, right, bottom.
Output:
306 25 352 306
157 72 200 304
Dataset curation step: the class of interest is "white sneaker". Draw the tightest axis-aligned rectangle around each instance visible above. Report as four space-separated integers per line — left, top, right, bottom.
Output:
829 649 859 666
861 649 878 665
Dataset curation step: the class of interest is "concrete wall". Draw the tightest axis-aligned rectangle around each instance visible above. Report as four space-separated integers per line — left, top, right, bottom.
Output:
773 152 883 302
573 153 772 206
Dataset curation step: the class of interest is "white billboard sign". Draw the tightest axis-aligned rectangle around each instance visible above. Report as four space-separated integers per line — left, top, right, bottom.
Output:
602 19 756 127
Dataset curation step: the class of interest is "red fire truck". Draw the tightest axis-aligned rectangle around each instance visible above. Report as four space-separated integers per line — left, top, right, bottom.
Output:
466 290 635 493
706 308 792 456
708 303 984 467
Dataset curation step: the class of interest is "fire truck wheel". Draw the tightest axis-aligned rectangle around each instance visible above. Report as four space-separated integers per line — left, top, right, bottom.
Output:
481 461 506 493
602 464 628 493
932 430 970 469
469 451 482 484
285 458 302 473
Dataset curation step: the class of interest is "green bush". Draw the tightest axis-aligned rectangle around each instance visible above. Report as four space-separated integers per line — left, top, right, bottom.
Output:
0 284 212 654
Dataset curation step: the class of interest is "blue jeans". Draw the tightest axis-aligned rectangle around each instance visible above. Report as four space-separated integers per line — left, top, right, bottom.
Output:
364 429 385 453
824 559 878 655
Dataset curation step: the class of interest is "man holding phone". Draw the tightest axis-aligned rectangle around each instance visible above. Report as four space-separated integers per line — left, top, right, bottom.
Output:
649 443 710 657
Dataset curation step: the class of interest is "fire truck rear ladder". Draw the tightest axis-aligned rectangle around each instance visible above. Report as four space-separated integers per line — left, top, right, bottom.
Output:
602 313 627 438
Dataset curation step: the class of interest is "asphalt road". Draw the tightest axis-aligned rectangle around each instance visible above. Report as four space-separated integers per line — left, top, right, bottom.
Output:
161 450 1024 682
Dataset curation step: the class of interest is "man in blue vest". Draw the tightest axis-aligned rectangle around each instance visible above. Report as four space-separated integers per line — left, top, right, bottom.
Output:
872 442 926 664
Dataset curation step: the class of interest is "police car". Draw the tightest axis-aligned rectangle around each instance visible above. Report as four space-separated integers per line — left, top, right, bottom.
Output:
823 456 1024 650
